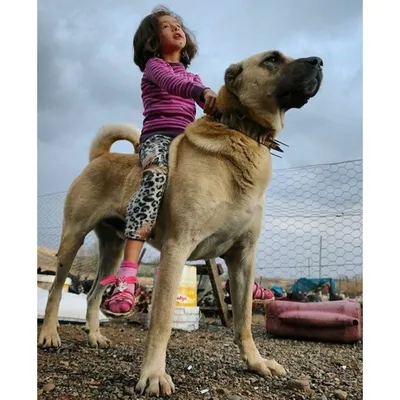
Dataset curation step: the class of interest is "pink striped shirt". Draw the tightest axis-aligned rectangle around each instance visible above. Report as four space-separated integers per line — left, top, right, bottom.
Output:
139 57 207 144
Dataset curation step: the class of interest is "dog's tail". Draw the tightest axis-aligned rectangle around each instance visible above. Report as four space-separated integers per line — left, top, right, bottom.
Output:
89 124 141 162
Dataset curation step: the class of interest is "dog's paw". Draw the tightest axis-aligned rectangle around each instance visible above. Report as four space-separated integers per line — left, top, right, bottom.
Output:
87 331 111 348
135 369 175 397
248 358 286 378
38 328 61 348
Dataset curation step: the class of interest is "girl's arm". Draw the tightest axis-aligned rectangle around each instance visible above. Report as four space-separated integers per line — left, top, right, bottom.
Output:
194 74 219 116
144 57 207 103
193 74 208 109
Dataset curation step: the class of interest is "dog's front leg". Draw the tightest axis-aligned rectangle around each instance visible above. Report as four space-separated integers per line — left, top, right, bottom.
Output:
224 234 286 378
135 238 190 397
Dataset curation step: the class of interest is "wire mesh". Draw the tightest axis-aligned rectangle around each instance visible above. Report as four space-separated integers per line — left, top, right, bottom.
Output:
38 159 362 294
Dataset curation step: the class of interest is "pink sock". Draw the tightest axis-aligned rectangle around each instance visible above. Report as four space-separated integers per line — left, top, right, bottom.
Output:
118 261 138 293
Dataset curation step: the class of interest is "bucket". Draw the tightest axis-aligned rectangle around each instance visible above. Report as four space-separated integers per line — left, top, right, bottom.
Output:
176 265 197 307
153 265 198 307
150 265 199 331
37 274 71 293
147 305 200 332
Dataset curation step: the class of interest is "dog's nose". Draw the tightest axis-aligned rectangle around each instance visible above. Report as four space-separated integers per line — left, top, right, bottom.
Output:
305 57 323 68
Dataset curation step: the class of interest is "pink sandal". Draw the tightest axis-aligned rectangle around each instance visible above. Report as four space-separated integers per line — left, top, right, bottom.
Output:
224 280 275 304
99 261 138 317
252 281 274 300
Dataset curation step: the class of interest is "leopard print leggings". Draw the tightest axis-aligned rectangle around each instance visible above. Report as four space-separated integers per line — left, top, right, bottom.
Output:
125 134 173 241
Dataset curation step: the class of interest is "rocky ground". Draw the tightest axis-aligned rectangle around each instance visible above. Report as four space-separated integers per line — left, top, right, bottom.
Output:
37 315 362 400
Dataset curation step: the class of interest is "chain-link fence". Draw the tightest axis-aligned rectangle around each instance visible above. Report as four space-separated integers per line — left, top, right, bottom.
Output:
38 159 362 295
256 159 362 295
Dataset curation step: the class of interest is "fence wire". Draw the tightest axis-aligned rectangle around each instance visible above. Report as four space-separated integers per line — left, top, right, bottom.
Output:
38 159 362 294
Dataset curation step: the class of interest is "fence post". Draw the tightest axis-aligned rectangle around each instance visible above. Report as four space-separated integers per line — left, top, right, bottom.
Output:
319 236 323 278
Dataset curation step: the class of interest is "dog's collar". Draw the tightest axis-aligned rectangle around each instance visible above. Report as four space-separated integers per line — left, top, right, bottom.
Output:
213 111 288 158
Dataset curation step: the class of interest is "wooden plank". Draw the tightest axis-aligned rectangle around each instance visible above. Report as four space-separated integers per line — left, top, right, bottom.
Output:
206 259 231 328
199 306 219 311
138 248 147 265
196 265 209 276
196 263 224 276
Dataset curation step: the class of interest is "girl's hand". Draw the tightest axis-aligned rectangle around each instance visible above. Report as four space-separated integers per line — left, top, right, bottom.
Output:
202 88 219 116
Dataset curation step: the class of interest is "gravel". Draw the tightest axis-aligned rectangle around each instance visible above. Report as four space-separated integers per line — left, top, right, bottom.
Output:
37 315 362 399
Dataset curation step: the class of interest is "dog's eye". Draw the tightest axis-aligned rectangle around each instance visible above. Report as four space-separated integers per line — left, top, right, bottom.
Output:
264 55 277 64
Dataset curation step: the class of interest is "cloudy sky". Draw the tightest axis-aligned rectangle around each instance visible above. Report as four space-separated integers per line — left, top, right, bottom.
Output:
38 0 362 195
38 0 362 278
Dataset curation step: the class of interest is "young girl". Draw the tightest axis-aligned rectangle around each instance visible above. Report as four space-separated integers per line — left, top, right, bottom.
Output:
100 6 218 316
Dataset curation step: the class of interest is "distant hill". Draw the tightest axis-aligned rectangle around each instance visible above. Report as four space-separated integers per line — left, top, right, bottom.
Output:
37 246 157 281
37 246 98 279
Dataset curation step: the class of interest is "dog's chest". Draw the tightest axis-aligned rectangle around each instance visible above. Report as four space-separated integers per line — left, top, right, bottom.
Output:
188 200 264 260
226 201 263 235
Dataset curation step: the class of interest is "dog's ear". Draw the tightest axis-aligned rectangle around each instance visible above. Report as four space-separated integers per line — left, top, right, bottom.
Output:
224 63 243 91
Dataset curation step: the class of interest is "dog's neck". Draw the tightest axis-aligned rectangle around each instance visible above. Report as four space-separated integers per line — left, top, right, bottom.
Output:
215 86 286 155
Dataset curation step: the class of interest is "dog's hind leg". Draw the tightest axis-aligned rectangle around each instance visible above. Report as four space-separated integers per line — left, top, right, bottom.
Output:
223 230 286 378
84 223 124 348
38 226 86 348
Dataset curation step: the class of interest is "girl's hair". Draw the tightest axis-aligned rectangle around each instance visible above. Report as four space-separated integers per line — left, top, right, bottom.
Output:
133 5 198 72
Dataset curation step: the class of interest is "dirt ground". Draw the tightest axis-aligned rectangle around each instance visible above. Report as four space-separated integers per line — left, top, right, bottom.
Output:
37 315 362 400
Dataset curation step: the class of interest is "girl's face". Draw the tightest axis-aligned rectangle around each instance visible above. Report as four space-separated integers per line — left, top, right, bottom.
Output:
158 15 187 54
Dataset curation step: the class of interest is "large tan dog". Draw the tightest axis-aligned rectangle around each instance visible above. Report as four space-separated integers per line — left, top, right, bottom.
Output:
38 50 323 396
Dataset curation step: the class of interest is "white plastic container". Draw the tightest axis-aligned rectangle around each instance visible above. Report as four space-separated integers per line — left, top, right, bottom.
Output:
176 265 197 307
37 274 71 293
149 265 200 331
153 265 198 307
37 287 109 324
148 305 200 332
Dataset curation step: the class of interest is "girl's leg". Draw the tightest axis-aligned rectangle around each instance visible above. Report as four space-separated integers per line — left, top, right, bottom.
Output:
100 135 173 316
124 239 145 262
